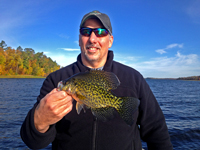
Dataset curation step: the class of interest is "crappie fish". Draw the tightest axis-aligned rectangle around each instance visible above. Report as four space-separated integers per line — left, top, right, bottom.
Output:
57 70 140 126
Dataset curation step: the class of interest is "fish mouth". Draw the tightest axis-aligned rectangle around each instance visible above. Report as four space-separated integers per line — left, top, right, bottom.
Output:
57 81 64 91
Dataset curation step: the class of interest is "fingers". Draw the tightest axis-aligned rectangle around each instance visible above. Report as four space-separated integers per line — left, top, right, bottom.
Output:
55 98 73 117
51 95 73 115
47 88 73 115
34 89 74 133
47 89 68 101
49 88 58 94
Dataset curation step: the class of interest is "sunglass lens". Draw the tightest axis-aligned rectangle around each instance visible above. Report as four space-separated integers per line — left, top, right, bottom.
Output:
80 28 91 36
95 28 109 37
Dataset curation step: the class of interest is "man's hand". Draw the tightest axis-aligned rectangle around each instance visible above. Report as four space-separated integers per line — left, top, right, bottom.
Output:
34 88 73 133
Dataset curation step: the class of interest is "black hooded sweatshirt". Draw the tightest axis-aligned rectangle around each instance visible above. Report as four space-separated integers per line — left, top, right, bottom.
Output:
20 51 173 150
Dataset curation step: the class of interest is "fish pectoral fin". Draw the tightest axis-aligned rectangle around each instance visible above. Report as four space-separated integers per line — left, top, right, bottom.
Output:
91 107 115 122
76 102 87 114
75 92 87 101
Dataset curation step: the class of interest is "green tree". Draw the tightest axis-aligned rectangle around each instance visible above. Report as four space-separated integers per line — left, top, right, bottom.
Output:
17 46 23 51
0 40 7 49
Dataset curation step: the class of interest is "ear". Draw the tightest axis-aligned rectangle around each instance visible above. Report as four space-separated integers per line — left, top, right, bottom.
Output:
109 35 114 48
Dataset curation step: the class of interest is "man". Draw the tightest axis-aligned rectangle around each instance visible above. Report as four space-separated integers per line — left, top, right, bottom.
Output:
21 10 173 150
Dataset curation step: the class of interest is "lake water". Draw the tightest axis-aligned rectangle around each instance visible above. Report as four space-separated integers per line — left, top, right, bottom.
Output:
0 78 199 149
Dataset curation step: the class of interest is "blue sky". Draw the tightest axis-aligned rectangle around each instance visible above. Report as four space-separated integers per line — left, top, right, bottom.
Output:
1 0 200 78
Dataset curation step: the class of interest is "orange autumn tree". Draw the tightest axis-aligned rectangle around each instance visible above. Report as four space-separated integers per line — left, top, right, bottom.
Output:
0 40 60 76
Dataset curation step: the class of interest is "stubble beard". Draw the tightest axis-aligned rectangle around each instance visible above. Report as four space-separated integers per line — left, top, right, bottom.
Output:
84 50 101 62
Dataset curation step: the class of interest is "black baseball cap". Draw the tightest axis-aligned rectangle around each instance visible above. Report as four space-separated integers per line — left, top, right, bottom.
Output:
80 10 112 35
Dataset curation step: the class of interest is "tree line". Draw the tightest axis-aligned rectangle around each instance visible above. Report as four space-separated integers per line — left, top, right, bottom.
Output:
177 76 200 81
0 40 60 77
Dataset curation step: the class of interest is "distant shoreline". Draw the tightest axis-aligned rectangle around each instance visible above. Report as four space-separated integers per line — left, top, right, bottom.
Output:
146 77 177 80
146 76 200 81
1 75 199 81
0 75 45 78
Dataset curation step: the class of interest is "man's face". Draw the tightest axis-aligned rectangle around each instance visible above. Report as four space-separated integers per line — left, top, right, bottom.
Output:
79 18 113 68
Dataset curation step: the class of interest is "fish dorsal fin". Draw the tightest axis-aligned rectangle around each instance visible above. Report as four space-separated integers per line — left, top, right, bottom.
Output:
89 70 120 90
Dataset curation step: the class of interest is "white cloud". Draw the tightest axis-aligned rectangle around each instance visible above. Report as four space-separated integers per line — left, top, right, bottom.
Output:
48 53 79 67
175 51 199 65
74 41 79 45
116 51 200 78
166 43 183 49
114 53 141 63
43 51 50 55
156 43 183 54
155 49 167 54
60 48 80 51
58 34 69 39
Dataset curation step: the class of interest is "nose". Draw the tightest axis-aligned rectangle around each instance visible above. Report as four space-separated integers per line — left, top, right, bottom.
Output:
88 31 98 43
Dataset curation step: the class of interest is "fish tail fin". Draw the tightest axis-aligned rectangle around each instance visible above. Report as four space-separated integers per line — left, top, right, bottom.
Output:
117 97 140 126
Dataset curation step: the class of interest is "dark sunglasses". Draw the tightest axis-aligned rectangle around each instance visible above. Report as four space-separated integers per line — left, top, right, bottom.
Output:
80 27 109 37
